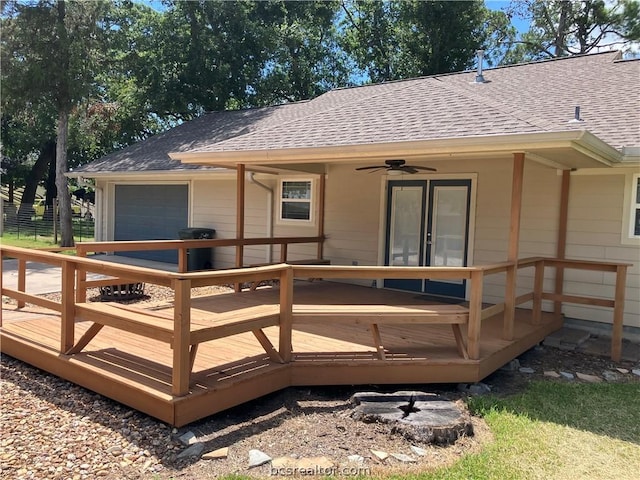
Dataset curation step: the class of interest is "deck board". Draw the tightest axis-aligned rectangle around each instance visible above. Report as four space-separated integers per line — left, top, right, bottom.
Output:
1 281 562 426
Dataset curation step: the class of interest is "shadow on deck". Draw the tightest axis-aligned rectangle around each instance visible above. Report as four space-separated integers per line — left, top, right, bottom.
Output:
1 281 561 426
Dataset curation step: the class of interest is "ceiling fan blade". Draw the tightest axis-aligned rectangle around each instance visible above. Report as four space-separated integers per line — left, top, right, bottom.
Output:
402 166 419 174
411 165 438 172
355 165 387 171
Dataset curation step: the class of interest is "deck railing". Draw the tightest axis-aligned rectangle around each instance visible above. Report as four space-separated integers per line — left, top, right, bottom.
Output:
1 245 630 397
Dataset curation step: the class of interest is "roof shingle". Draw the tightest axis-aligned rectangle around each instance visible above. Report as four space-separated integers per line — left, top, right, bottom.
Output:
76 51 639 174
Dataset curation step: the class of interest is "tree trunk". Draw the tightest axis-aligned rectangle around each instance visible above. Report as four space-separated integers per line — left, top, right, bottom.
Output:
17 140 55 219
55 110 74 247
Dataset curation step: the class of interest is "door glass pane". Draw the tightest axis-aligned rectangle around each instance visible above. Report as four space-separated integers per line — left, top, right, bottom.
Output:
389 187 423 266
430 186 468 268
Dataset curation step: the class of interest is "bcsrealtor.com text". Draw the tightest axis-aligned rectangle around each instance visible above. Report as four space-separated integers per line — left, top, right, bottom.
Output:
270 465 371 476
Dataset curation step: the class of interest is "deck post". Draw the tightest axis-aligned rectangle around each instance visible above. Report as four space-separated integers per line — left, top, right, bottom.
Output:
532 259 545 324
178 247 188 273
611 264 628 362
317 173 326 260
467 269 484 359
279 266 294 362
235 164 246 291
172 278 192 396
75 245 87 303
504 152 524 340
60 260 77 354
17 259 26 308
554 169 570 320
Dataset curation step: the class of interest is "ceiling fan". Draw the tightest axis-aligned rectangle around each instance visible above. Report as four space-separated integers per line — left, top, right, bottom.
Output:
355 159 437 174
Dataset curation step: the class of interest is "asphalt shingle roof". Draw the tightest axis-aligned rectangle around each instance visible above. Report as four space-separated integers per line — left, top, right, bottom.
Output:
76 51 639 174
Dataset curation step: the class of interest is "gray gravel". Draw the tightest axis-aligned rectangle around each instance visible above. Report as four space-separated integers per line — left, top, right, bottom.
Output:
1 355 174 479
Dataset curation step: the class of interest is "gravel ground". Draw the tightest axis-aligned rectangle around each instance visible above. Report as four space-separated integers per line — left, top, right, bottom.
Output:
2 286 639 479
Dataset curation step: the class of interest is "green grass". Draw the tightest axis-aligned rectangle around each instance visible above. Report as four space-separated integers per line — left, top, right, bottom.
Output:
1 218 94 246
408 381 640 480
0 232 61 249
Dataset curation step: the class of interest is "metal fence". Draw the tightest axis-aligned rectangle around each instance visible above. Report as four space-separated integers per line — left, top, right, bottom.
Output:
1 199 95 242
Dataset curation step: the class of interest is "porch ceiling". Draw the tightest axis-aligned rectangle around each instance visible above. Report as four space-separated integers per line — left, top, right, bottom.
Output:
170 130 623 173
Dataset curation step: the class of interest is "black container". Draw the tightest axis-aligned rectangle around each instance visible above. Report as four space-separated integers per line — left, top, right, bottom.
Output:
178 228 215 271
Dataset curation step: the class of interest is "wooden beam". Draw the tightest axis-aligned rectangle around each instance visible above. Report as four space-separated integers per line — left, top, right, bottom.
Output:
60 261 76 354
504 152 525 339
554 169 570 320
508 153 525 261
532 259 545 325
278 266 294 362
370 324 387 360
75 248 88 303
467 270 484 359
66 323 104 355
172 278 191 396
17 259 26 308
611 265 627 362
236 164 246 267
317 174 326 260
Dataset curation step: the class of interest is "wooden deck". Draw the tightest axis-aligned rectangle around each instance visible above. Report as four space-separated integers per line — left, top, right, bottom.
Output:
1 244 628 427
1 281 561 427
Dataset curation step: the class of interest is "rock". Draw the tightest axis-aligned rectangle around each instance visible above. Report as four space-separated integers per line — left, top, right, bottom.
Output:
370 450 389 461
202 447 228 460
106 446 122 456
347 454 364 464
519 367 535 374
616 368 629 374
544 371 560 378
410 445 427 456
467 383 492 395
176 443 204 460
248 449 272 468
632 369 640 377
271 457 296 468
297 457 334 470
576 373 603 383
559 371 574 380
351 391 474 445
602 370 621 382
178 431 197 446
500 359 520 371
390 453 416 463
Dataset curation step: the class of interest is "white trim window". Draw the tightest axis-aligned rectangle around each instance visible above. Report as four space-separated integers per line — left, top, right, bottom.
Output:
630 173 640 238
279 179 313 222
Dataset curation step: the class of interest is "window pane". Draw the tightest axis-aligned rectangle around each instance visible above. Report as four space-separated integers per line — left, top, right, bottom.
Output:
282 181 311 199
282 201 310 220
635 209 640 236
636 178 640 204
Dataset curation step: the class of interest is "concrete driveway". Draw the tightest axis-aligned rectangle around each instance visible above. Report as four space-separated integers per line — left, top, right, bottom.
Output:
2 255 177 295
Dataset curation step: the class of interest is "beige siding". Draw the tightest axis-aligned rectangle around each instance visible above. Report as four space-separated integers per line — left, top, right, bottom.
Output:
100 160 638 329
192 179 275 268
324 164 382 267
563 173 639 328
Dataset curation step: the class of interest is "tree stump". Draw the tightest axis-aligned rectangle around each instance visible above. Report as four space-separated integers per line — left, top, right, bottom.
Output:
350 391 473 445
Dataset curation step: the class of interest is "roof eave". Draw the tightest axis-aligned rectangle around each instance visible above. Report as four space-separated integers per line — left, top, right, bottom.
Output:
170 130 622 169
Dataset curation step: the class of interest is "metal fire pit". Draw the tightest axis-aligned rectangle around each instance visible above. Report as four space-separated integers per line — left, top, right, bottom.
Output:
99 283 145 302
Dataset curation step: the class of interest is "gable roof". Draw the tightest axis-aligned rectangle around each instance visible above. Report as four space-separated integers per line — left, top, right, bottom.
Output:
76 51 639 175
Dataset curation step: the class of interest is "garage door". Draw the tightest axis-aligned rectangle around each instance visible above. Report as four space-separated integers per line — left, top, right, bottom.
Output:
114 184 188 264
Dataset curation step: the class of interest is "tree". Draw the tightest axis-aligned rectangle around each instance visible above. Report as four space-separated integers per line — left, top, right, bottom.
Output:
2 0 110 246
254 1 350 105
504 0 640 62
340 0 512 82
